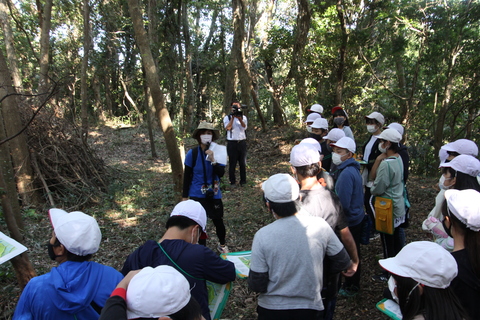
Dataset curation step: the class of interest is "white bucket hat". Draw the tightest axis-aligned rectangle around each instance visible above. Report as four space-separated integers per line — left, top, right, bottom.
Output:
379 241 457 289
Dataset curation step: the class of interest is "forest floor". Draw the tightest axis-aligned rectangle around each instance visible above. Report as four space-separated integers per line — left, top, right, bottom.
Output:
0 121 438 319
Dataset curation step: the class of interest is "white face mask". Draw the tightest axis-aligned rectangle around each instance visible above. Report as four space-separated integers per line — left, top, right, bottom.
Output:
388 276 399 304
367 125 377 133
200 134 212 145
378 142 388 153
332 152 344 165
306 126 313 133
439 175 453 190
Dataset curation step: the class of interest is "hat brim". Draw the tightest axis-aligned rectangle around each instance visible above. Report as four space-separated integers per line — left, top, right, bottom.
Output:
192 129 219 141
378 257 410 278
332 106 343 114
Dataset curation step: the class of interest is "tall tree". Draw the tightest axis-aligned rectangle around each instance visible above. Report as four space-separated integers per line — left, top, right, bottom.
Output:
81 0 90 143
127 0 184 196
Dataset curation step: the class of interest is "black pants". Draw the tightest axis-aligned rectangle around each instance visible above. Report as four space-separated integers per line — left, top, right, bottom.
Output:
257 306 324 320
190 197 226 245
227 140 247 184
343 221 362 289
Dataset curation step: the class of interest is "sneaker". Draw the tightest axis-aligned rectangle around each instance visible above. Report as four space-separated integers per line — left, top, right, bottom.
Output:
372 273 388 282
338 286 359 298
369 232 380 241
217 244 229 254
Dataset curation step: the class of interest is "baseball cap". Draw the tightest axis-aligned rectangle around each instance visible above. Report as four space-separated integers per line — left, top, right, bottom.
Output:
331 137 356 153
379 241 457 289
442 139 478 157
304 113 321 124
299 138 322 153
439 142 452 163
49 209 101 256
365 111 385 125
309 104 324 114
384 122 404 136
192 121 220 140
376 128 402 143
290 144 321 167
170 200 207 234
311 118 329 130
445 189 480 231
126 265 191 319
323 128 345 142
262 174 300 203
331 106 343 114
439 154 480 177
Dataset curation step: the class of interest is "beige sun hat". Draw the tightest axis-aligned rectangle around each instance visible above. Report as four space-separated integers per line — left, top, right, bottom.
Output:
192 121 220 141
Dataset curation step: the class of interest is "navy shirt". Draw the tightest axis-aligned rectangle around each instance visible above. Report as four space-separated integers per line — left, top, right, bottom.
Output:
121 239 235 320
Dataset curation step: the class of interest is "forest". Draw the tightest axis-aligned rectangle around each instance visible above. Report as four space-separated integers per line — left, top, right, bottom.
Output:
0 0 479 318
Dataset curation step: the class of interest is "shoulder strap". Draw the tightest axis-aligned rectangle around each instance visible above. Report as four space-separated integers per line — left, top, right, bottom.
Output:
192 146 199 166
158 242 205 281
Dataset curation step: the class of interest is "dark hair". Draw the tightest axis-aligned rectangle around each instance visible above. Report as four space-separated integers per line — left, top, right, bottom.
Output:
294 163 321 178
440 169 480 191
267 200 298 217
169 296 203 320
332 109 350 127
53 238 92 262
393 274 467 320
166 216 199 230
442 200 480 279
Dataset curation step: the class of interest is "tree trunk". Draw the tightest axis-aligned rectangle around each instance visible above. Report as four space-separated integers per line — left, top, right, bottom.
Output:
0 47 37 209
127 0 184 197
182 0 195 132
37 0 53 92
334 0 347 106
0 0 23 92
81 0 90 144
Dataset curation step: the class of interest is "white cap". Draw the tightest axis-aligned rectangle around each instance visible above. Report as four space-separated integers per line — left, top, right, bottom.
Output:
311 118 329 130
304 113 321 124
299 138 322 153
439 142 452 163
323 128 345 142
290 144 320 167
439 154 480 177
385 122 404 136
445 189 480 231
309 104 324 114
331 137 356 153
262 174 300 203
170 200 207 233
49 209 101 256
126 265 191 319
442 139 478 157
376 128 402 143
379 241 457 289
365 111 385 125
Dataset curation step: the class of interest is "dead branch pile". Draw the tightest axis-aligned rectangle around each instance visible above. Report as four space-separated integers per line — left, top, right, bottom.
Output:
24 106 109 209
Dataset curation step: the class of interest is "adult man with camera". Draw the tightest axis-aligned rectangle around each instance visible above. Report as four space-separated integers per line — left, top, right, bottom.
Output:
223 101 248 186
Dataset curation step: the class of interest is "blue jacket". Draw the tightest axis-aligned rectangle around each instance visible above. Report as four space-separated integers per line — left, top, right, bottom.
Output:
335 158 365 227
13 261 123 320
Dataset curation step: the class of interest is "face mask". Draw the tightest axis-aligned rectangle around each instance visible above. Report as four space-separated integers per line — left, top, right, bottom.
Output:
200 134 212 145
378 142 388 153
438 175 453 190
332 153 344 165
367 125 377 133
334 117 345 126
309 133 322 141
388 276 399 304
47 242 59 261
306 126 313 133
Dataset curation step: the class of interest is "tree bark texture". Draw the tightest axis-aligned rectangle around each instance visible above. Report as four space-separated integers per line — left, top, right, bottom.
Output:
81 0 90 144
127 0 184 197
0 0 23 91
37 0 53 92
0 48 36 208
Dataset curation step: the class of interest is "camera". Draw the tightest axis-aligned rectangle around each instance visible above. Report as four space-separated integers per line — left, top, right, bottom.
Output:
231 104 247 117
